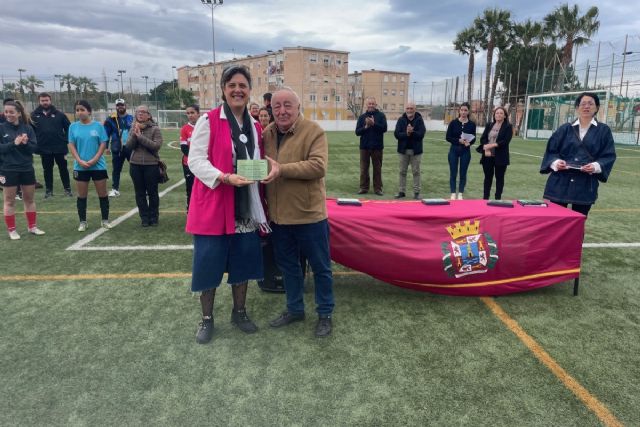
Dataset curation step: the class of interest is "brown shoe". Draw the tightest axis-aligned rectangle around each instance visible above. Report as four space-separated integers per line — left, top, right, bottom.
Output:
269 311 305 328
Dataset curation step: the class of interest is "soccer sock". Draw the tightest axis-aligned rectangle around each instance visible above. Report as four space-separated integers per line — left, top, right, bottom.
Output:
25 211 37 229
99 196 109 221
4 215 16 232
77 197 88 222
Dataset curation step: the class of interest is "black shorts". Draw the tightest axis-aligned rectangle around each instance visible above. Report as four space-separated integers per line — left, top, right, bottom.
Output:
73 169 109 182
0 169 36 187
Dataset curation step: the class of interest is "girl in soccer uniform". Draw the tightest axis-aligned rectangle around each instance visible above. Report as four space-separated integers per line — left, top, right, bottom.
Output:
0 100 45 240
68 100 112 231
180 104 200 212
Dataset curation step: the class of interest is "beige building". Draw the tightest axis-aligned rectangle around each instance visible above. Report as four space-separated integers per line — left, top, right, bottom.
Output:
347 69 410 120
177 47 350 119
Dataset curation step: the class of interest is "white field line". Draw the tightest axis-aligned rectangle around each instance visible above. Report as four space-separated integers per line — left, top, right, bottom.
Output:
583 243 640 248
66 179 186 251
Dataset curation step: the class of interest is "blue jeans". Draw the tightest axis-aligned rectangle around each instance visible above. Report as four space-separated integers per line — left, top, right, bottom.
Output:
448 148 471 193
271 219 334 316
111 150 127 191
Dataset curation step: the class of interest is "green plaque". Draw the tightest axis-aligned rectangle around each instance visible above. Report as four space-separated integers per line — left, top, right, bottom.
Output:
236 159 268 181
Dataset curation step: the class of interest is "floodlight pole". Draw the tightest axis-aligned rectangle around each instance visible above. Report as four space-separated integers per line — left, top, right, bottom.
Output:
117 69 126 98
141 75 149 102
201 0 223 108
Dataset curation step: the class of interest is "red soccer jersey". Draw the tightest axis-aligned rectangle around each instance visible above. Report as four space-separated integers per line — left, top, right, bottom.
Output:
180 122 195 166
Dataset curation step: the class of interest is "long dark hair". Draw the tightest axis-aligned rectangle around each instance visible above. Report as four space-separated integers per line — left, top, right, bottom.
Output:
4 100 31 125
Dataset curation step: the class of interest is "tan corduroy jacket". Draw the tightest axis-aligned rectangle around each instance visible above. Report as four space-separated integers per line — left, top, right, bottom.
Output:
263 115 328 225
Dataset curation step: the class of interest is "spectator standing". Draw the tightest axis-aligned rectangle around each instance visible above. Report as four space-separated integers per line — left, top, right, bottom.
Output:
477 107 513 200
0 100 45 240
355 97 387 195
67 100 112 231
104 99 133 197
126 105 163 227
263 92 274 122
445 102 476 200
393 102 425 199
31 92 72 198
180 104 200 212
258 107 271 130
262 87 334 338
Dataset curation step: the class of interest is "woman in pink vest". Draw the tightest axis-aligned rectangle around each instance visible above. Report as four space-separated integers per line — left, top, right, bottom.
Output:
186 65 268 344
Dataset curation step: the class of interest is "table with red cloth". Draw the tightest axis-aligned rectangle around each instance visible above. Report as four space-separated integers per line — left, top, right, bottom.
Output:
326 199 586 296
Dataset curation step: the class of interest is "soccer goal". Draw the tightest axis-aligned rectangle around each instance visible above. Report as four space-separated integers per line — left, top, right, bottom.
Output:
157 110 187 129
524 90 640 145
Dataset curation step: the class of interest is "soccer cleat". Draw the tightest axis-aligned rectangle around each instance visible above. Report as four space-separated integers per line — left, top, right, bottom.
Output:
108 189 120 197
28 227 45 236
8 230 21 240
101 220 113 229
15 193 22 201
78 221 88 232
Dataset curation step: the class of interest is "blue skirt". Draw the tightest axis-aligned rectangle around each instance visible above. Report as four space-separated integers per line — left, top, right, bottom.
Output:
191 231 264 292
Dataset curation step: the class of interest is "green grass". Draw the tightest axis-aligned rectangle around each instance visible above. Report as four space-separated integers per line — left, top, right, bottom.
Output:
0 130 639 426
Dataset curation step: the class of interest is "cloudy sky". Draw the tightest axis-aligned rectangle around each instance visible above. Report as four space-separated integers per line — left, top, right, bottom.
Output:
1 0 638 92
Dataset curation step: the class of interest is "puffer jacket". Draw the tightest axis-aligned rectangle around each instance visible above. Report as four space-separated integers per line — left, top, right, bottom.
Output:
125 121 163 165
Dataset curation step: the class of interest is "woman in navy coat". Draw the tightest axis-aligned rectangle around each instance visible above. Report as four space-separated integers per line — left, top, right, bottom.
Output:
540 92 616 216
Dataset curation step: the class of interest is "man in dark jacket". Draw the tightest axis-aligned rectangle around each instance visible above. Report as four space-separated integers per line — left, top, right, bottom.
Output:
30 93 72 198
393 102 425 199
355 97 387 195
104 99 133 197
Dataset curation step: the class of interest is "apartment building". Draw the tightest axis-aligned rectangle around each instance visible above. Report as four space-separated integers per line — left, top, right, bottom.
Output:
347 69 411 120
177 47 350 119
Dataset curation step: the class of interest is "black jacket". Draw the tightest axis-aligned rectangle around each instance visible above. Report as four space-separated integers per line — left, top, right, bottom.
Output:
0 121 37 172
477 121 513 166
394 112 426 155
446 118 477 155
30 105 70 154
355 109 387 150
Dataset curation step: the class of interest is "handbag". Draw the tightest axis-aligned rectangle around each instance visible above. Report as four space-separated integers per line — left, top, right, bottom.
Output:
157 159 169 184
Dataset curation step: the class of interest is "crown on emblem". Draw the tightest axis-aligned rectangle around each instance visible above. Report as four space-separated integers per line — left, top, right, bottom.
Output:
446 220 480 239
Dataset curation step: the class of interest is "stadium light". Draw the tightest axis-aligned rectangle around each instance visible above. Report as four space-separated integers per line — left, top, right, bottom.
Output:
201 0 223 108
141 75 149 101
117 70 126 97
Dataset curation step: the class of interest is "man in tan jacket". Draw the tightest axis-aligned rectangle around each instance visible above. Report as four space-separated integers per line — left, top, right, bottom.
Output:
262 87 334 337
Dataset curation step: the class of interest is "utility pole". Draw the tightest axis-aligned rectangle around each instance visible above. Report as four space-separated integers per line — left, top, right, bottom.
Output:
117 69 126 98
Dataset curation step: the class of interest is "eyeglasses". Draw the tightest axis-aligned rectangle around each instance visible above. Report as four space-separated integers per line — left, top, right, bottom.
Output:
578 102 596 107
137 110 150 114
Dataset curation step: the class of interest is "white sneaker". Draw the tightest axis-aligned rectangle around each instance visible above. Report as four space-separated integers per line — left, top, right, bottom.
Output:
108 189 120 197
457 193 464 200
101 220 113 229
28 227 46 235
78 221 88 232
15 194 22 201
450 193 456 200
8 230 21 240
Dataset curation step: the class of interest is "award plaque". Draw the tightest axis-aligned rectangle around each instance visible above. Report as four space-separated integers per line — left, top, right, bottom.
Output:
236 159 268 181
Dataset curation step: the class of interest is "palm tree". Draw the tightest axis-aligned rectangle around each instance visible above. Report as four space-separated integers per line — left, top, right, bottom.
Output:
25 75 44 104
3 82 18 99
75 76 98 97
544 4 599 90
454 26 481 104
60 74 77 106
474 7 512 122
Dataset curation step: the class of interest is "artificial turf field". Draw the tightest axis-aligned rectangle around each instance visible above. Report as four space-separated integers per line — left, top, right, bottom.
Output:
1 129 638 426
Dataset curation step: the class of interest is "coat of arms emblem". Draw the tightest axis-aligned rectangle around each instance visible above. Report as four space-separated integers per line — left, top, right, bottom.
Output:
441 220 498 278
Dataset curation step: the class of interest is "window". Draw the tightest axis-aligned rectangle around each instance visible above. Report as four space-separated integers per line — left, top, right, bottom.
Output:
400 90 404 96
392 76 397 83
383 89 388 96
400 76 405 82
391 104 396 110
323 57 330 66
322 95 329 102
382 103 388 110
383 75 389 82
310 94 317 102
399 104 404 111
310 54 317 63
336 95 341 102
323 76 329 83
336 59 342 65
391 90 396 96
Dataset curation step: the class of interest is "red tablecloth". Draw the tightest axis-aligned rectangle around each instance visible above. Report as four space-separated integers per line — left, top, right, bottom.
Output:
327 199 586 296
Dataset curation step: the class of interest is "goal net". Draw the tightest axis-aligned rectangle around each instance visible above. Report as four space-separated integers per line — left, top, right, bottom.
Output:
524 90 640 145
157 110 188 129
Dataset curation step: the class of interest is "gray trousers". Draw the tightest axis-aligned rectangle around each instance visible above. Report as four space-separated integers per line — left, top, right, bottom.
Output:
398 149 422 194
